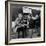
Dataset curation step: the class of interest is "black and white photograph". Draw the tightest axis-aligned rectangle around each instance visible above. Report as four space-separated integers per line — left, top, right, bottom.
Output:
11 5 41 39
5 1 45 45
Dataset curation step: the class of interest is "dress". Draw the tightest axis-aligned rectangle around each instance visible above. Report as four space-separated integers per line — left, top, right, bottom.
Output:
29 19 35 29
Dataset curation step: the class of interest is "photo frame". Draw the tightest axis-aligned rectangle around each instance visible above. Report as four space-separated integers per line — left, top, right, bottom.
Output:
5 1 45 45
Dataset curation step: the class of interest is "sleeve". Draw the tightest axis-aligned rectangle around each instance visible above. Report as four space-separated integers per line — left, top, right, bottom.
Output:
14 18 19 26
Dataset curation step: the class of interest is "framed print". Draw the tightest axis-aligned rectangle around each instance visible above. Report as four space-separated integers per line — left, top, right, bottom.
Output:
5 1 45 45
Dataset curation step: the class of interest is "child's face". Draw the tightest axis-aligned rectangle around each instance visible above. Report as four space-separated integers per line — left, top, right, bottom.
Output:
18 13 22 18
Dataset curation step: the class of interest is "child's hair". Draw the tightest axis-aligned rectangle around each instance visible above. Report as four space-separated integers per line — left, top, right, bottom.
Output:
18 7 23 14
32 9 40 17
